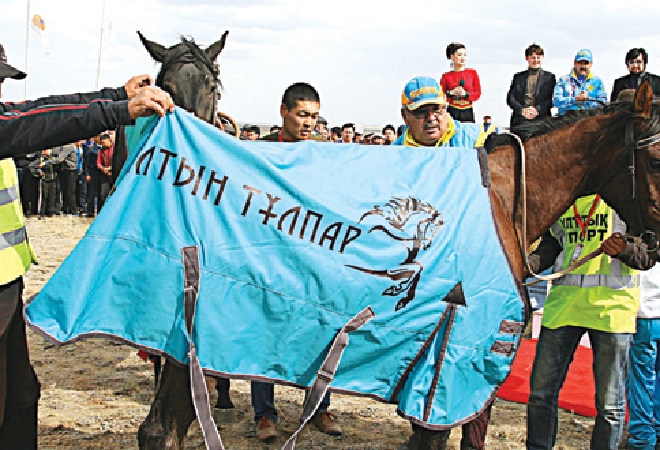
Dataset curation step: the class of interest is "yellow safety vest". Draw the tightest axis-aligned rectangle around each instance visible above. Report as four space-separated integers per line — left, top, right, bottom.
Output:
542 194 639 333
480 122 497 138
0 158 37 286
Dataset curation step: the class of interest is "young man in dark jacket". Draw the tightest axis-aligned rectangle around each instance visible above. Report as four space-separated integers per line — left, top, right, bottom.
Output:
611 48 660 102
506 44 556 128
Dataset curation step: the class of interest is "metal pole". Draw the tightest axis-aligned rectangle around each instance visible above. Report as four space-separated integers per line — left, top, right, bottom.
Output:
24 0 30 98
95 0 106 90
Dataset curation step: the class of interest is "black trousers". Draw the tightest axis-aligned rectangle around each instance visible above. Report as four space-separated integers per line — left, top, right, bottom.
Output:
410 402 492 450
20 173 39 216
0 278 40 449
40 179 57 217
60 169 78 214
447 106 475 123
98 175 112 213
86 174 100 217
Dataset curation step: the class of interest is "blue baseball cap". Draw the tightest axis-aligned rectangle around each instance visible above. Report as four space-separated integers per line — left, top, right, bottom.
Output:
401 76 446 111
575 48 593 62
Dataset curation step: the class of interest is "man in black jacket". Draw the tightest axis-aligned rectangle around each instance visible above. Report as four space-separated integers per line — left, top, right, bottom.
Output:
53 143 79 215
506 44 556 128
0 41 173 449
611 48 660 102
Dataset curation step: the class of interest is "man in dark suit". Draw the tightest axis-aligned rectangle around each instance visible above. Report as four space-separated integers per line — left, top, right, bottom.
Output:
611 48 660 102
506 44 556 128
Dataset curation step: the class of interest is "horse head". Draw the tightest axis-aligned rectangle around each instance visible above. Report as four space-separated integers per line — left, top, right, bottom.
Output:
137 31 228 124
593 80 660 238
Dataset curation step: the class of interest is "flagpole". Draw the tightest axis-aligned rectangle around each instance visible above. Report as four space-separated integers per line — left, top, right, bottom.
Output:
95 0 106 90
24 0 30 98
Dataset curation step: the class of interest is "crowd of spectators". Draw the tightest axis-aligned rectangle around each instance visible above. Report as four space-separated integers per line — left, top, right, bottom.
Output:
13 131 118 219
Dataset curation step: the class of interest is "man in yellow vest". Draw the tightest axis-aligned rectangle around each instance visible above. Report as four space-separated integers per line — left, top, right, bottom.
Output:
525 195 656 450
0 42 173 448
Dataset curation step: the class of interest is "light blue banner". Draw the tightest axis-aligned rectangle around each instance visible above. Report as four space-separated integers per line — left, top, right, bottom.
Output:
26 108 525 426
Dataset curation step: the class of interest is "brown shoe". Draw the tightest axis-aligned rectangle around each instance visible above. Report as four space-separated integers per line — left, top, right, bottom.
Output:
311 411 342 436
256 416 278 442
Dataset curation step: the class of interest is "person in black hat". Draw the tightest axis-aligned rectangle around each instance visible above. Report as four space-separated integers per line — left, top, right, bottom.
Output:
0 43 27 84
0 41 173 449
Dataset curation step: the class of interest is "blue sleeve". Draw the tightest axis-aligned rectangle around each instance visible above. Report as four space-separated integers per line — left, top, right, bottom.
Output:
553 77 574 111
584 78 608 110
595 78 608 103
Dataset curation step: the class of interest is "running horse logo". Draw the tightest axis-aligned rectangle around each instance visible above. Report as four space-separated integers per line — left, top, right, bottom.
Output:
347 196 446 310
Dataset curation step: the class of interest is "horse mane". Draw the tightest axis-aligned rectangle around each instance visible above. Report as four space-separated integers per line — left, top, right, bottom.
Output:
510 100 660 142
156 35 220 90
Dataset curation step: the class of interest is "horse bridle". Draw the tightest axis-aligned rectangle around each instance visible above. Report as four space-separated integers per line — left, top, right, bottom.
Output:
509 112 660 284
156 40 220 123
623 118 660 251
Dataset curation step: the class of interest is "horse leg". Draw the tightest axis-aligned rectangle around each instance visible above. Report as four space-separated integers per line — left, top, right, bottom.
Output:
152 355 162 390
138 360 195 450
214 377 234 409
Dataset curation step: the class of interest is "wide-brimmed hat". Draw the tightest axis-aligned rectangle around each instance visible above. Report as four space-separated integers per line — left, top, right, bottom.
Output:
0 43 27 80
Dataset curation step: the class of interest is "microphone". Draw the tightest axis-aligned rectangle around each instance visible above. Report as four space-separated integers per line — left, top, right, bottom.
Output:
455 79 464 100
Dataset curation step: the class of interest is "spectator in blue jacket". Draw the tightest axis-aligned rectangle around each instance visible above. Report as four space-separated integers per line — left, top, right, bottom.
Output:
553 49 607 116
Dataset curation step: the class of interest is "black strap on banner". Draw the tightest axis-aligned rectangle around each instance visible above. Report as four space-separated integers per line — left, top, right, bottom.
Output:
182 246 224 450
282 306 375 450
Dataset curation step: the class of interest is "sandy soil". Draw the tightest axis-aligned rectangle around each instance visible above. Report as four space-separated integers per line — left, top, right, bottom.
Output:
24 215 607 449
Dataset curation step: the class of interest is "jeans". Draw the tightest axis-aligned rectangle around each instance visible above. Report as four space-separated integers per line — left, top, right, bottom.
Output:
86 175 99 216
251 381 330 423
527 326 630 450
627 318 660 450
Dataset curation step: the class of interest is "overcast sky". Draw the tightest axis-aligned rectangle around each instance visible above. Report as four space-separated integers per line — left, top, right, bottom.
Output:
2 0 660 130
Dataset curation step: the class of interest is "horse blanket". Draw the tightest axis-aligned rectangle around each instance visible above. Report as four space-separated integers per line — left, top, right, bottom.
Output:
25 108 525 428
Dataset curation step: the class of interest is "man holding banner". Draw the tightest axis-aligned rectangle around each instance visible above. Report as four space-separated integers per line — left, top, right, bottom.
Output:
252 81 341 442
0 41 173 448
394 75 488 450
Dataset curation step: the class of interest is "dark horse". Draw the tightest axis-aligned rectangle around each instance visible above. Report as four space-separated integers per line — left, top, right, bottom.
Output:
111 30 233 185
138 84 660 449
106 30 237 448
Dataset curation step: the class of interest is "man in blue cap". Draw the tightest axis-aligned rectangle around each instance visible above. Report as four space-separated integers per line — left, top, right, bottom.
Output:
394 76 489 450
394 76 484 148
553 48 607 116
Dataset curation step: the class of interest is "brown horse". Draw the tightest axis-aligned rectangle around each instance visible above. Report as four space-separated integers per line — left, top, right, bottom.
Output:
138 83 660 449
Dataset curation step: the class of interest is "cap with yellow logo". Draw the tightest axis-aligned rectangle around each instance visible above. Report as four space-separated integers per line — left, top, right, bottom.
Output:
401 76 446 111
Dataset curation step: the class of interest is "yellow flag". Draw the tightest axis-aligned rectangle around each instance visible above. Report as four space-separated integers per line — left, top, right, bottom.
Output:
30 14 50 55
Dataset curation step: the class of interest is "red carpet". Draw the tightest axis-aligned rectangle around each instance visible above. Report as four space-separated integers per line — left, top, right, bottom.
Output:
497 338 596 417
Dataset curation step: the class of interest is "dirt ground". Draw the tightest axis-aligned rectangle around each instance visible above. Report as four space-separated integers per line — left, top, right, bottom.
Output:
24 215 606 449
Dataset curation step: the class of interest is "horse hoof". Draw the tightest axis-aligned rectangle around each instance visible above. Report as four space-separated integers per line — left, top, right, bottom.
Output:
213 407 237 425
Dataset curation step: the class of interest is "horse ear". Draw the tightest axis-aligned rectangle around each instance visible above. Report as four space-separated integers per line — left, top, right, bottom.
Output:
137 31 167 63
206 31 229 61
633 79 653 119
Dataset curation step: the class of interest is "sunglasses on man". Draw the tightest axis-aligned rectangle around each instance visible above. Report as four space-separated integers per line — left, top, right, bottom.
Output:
409 105 447 119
